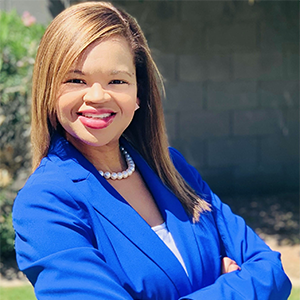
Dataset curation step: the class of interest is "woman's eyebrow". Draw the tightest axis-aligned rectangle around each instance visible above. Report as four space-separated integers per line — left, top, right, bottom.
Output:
67 69 85 75
110 69 134 77
67 69 134 77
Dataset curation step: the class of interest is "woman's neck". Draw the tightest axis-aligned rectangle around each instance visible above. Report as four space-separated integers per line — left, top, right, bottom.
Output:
65 134 126 172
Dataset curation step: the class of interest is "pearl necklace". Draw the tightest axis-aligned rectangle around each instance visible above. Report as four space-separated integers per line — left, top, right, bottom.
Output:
98 146 135 180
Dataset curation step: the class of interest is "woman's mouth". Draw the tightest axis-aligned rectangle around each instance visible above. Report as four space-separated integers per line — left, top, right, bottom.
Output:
77 111 116 129
78 112 116 119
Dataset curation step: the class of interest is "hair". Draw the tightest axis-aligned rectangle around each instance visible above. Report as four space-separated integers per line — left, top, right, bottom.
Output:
31 1 210 221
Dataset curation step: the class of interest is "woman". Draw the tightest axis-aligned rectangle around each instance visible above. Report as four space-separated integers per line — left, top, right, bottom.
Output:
13 2 291 299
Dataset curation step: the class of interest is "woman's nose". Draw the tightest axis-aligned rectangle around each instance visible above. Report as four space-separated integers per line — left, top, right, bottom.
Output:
83 83 110 103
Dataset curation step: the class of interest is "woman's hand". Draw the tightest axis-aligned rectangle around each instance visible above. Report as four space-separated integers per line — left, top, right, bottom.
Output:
221 257 241 274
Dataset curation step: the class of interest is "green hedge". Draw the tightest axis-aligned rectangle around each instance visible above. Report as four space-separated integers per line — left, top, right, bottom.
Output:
0 10 46 259
0 10 45 177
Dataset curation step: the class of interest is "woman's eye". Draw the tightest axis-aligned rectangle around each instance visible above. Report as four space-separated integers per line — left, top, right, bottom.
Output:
110 80 127 85
65 79 85 84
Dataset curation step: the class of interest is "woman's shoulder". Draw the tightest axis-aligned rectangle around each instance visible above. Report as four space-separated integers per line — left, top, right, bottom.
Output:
168 147 212 199
13 156 88 221
21 156 67 188
14 155 81 208
168 147 201 180
168 147 192 171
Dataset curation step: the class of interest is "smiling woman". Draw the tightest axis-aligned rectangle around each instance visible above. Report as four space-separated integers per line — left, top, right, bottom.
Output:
12 2 291 300
56 37 138 154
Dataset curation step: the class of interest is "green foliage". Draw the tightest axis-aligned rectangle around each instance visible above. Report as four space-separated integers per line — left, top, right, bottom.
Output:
289 287 300 300
0 190 16 259
0 10 46 178
0 10 46 259
0 285 35 300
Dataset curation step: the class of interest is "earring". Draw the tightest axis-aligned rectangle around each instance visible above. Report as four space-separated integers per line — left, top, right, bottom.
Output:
135 103 140 111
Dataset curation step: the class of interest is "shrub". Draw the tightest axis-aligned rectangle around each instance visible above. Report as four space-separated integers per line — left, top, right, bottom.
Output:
0 190 16 259
0 10 46 259
0 10 46 183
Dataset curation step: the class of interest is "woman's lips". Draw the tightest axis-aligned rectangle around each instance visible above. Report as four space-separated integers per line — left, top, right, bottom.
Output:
77 111 116 129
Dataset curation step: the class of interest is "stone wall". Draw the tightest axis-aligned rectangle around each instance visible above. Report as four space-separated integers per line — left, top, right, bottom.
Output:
1 0 299 196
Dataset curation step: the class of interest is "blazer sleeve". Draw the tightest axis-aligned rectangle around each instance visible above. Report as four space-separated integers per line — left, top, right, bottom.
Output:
13 178 133 300
170 148 292 300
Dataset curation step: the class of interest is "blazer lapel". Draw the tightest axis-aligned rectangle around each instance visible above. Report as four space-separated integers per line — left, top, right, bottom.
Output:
86 164 193 296
123 140 204 290
50 135 197 295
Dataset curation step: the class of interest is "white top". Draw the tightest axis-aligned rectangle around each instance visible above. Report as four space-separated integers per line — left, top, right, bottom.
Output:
152 222 188 276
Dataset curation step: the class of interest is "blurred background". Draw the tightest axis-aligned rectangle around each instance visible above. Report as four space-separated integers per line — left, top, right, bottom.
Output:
0 0 299 295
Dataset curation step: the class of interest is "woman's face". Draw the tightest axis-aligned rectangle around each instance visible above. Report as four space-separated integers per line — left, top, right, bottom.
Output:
56 36 138 151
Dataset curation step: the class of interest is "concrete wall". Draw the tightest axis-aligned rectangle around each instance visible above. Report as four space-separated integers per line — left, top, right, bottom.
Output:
116 1 299 196
1 0 299 196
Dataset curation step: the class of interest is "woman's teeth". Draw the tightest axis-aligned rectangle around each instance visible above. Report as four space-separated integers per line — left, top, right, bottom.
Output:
80 113 113 119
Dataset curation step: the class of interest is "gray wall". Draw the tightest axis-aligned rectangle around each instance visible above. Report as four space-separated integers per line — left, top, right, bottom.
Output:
1 0 299 196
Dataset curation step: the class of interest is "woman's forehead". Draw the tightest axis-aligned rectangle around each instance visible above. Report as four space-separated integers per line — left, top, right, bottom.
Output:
68 36 135 71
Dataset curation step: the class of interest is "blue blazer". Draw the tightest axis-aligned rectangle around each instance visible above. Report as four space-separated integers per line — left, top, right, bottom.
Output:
13 134 291 300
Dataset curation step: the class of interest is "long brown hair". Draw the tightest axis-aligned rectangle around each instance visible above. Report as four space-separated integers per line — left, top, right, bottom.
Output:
31 1 210 221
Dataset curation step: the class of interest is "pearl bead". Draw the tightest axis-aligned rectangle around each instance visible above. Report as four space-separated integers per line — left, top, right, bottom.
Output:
98 146 135 180
104 172 111 179
111 173 118 180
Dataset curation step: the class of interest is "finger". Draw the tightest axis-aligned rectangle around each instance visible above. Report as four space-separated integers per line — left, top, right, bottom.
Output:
221 257 241 274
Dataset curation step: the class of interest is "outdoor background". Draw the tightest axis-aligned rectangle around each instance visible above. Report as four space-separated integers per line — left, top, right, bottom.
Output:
0 0 299 295
1 0 299 195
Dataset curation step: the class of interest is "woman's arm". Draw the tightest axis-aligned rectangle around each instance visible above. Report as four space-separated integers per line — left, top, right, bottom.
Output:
180 191 292 300
13 181 134 300
170 148 291 300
